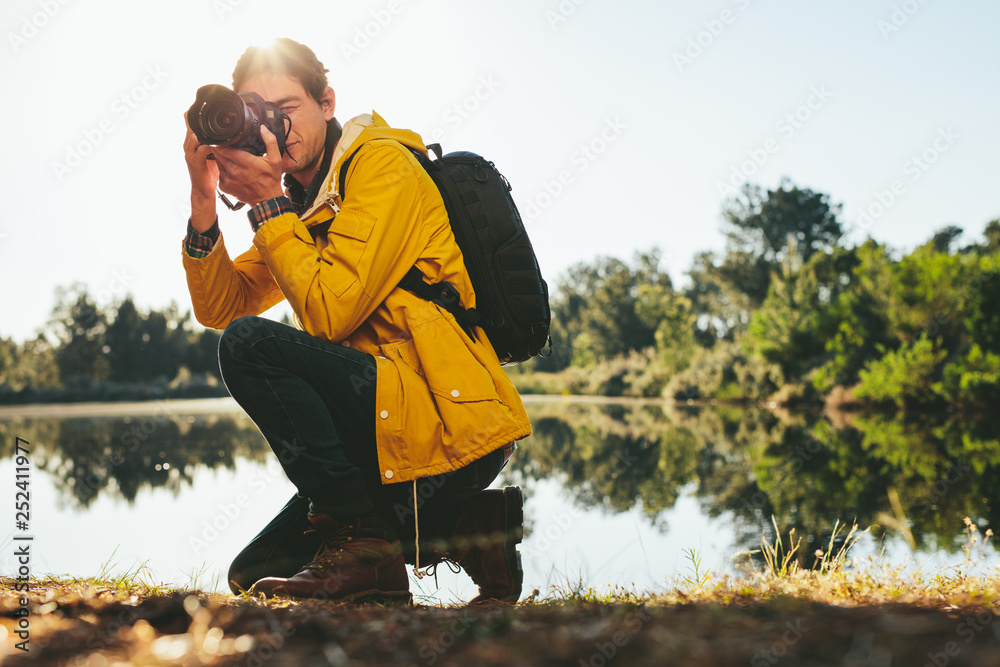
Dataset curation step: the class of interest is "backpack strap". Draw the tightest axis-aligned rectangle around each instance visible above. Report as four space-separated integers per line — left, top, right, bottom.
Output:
338 147 362 200
399 267 480 342
338 143 431 199
338 143 433 197
338 143 479 342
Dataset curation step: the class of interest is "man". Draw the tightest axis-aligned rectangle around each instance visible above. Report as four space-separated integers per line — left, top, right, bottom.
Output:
181 38 531 604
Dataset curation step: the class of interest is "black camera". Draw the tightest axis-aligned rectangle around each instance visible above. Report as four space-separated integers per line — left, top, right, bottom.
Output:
186 84 290 156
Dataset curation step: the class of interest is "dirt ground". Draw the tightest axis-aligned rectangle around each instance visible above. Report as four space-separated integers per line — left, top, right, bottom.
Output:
2 580 1000 666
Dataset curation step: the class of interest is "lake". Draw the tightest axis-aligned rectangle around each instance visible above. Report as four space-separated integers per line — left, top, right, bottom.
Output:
0 397 996 604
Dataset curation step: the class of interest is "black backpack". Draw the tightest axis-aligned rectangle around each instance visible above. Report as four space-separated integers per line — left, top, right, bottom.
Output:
339 142 551 365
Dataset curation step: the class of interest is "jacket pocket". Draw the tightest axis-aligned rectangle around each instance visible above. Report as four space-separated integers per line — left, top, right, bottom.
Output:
387 315 496 403
317 208 376 297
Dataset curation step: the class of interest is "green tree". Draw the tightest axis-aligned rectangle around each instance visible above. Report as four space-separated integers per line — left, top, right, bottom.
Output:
686 249 770 338
102 297 192 383
962 251 1000 356
934 344 1000 410
105 297 146 382
982 219 1000 252
890 238 971 350
687 180 844 339
47 284 110 385
854 336 947 410
808 241 896 391
930 225 964 253
636 283 697 373
184 328 223 379
0 338 17 389
0 335 60 392
745 243 826 379
543 249 674 370
723 180 843 264
138 303 188 382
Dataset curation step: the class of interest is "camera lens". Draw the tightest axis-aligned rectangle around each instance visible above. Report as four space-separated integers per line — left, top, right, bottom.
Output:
203 100 248 143
214 110 238 131
188 84 279 157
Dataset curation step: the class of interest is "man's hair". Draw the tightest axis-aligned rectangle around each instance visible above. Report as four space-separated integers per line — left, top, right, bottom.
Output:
232 38 329 104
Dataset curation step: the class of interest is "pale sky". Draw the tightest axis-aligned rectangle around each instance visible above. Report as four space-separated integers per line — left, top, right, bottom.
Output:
3 0 998 343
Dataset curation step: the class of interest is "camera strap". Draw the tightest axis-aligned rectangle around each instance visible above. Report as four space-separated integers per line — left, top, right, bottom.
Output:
217 191 245 211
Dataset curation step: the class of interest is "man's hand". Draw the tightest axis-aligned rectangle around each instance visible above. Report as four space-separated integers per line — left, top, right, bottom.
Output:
183 111 221 233
211 126 285 208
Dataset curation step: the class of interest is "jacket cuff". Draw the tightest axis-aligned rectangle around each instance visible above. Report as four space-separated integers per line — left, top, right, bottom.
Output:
184 217 220 259
248 196 295 232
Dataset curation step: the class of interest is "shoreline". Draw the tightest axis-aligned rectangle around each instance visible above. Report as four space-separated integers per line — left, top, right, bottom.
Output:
0 394 686 420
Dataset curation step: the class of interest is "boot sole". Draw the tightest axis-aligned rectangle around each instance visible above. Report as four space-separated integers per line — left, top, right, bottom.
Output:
338 589 413 606
270 588 413 605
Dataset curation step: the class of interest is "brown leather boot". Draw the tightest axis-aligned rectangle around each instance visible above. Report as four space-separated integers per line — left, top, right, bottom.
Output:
422 486 524 604
250 512 411 604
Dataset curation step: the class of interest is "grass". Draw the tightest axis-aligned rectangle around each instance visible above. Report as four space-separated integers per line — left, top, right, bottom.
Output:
512 516 999 611
681 547 711 590
655 516 999 610
92 546 163 593
7 517 996 610
2 518 999 665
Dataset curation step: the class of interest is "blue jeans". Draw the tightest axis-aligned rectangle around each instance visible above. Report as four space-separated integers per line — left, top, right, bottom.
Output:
218 316 506 592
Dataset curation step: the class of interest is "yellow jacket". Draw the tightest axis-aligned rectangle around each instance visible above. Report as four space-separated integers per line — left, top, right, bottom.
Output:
182 112 531 484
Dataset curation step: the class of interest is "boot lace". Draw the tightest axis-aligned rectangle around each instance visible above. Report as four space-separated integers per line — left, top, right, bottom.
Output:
299 524 356 572
423 557 462 588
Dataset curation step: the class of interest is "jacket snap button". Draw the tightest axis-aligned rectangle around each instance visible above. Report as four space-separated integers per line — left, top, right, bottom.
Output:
384 470 394 479
342 340 351 347
451 389 460 398
380 410 389 419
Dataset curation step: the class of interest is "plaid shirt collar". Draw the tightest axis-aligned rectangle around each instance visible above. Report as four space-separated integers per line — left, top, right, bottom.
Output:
283 117 342 216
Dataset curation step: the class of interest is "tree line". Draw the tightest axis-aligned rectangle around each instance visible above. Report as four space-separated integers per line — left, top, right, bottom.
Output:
0 286 230 403
3 177 998 410
518 178 1000 411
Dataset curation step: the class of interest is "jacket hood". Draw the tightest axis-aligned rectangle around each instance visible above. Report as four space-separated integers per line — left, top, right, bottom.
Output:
298 111 428 224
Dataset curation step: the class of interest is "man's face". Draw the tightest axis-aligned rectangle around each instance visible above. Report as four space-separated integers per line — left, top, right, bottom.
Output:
237 71 335 184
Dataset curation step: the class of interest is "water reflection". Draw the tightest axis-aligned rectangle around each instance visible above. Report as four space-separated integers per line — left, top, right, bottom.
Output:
0 411 269 507
493 401 998 565
2 400 996 566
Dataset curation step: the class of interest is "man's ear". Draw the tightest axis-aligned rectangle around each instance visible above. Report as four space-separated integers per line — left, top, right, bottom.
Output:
321 86 336 121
